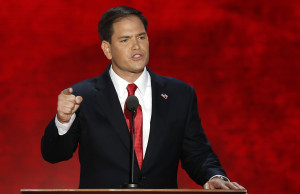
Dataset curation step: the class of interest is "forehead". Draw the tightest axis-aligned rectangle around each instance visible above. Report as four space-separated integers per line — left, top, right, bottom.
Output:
112 15 146 37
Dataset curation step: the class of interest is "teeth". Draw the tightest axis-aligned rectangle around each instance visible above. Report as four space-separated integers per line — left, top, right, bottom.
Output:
133 54 141 58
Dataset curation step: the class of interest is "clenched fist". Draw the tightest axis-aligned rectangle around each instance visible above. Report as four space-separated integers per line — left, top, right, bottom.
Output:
57 88 83 123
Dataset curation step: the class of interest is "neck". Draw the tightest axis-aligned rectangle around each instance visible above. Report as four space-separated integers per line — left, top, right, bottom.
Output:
112 66 144 83
127 73 143 83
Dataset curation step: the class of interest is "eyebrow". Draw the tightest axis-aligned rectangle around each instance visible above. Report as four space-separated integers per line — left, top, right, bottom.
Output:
118 32 147 39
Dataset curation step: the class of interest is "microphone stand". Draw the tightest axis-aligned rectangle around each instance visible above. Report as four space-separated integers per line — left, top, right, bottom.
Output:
123 109 139 188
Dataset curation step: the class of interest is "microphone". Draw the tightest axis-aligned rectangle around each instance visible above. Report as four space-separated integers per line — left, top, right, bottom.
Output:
123 95 140 188
126 95 139 112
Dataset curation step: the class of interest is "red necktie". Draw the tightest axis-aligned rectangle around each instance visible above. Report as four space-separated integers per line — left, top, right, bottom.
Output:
124 84 143 169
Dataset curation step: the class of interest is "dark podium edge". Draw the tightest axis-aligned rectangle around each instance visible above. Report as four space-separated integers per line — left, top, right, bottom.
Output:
20 189 247 194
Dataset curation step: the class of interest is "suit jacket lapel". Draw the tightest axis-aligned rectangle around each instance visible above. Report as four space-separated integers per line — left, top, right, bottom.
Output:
142 69 169 171
95 66 131 152
93 66 169 171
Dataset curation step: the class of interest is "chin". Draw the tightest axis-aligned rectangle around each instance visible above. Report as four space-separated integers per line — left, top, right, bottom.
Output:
131 68 145 74
132 63 147 71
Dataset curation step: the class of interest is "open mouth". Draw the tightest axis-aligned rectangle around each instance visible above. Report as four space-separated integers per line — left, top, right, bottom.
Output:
131 53 144 61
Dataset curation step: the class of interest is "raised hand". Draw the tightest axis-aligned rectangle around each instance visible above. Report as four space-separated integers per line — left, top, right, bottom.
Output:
57 88 83 123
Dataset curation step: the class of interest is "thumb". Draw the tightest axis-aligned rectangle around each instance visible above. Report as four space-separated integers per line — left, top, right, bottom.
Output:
75 96 83 104
203 183 209 189
72 97 82 114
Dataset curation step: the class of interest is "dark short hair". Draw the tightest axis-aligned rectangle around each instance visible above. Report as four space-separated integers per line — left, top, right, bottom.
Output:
98 6 148 43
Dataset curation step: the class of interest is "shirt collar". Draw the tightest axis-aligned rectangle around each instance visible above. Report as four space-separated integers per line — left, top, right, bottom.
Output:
109 65 148 97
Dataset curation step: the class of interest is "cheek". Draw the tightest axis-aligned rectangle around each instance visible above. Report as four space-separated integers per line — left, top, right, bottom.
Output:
143 42 150 53
112 47 128 59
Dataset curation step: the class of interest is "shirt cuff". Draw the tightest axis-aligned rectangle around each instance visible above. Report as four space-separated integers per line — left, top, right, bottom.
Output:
209 175 230 182
55 114 76 135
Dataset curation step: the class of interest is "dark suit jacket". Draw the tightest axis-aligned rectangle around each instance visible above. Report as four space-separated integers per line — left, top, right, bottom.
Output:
41 65 226 188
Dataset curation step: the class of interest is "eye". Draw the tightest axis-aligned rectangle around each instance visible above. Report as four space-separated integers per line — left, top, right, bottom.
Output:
120 39 128 43
139 36 146 40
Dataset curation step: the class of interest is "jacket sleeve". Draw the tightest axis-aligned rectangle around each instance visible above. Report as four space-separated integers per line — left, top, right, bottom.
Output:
41 115 80 163
180 87 227 186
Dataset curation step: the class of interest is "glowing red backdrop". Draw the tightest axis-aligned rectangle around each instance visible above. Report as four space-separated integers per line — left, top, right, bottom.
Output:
0 0 299 193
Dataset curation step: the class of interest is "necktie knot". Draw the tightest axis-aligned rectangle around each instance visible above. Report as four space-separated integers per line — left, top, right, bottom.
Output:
127 83 138 96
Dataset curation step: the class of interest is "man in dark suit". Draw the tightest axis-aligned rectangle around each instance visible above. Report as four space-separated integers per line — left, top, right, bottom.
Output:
41 6 245 190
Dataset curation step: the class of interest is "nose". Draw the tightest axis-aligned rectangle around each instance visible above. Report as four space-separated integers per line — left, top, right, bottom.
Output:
132 37 141 50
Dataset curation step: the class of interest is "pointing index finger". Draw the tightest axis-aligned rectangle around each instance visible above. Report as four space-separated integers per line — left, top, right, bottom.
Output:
62 88 73 95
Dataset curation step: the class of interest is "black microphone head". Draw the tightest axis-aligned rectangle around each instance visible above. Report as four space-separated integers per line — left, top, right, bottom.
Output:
126 95 139 111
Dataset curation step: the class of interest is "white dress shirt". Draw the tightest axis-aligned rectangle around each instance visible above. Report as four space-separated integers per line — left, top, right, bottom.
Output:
55 66 152 158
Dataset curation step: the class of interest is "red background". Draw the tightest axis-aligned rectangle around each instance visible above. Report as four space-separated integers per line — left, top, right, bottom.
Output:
0 0 299 193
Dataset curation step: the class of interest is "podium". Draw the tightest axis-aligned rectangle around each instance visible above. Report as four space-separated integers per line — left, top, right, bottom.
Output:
20 189 247 194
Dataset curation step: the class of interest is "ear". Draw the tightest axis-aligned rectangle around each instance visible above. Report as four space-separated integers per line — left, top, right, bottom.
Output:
101 40 112 60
